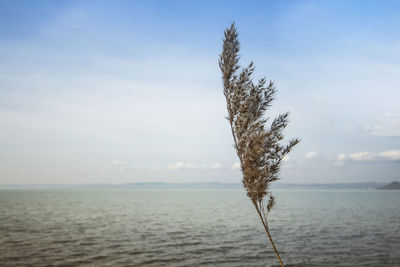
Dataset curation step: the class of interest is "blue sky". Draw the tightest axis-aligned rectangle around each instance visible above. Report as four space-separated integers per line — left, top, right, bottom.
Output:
1 0 399 184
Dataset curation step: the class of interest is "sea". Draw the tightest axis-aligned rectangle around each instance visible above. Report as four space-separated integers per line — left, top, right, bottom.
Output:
0 189 399 266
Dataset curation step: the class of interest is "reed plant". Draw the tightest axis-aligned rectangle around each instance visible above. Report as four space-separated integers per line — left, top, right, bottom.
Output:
219 23 300 267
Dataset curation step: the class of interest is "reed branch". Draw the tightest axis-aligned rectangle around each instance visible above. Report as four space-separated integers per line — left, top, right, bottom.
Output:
219 23 299 267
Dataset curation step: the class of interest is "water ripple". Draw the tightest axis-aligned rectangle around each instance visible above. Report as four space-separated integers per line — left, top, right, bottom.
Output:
0 189 399 266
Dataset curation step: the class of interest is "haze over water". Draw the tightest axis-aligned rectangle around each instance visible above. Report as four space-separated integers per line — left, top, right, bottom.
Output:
1 189 399 266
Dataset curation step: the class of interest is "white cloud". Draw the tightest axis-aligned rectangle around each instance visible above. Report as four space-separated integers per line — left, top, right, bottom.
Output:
168 162 193 170
168 162 222 170
348 152 375 161
305 151 319 159
336 150 400 163
378 150 400 161
337 153 348 161
232 161 241 170
211 163 222 169
369 113 400 137
282 155 291 163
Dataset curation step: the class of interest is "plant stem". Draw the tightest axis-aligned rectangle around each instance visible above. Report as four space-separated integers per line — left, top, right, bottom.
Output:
255 205 284 267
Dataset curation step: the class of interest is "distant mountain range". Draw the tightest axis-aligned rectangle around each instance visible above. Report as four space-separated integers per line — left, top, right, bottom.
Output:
377 181 400 190
1 181 398 190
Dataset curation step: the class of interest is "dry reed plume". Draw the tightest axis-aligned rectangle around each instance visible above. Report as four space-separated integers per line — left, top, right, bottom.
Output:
219 23 300 267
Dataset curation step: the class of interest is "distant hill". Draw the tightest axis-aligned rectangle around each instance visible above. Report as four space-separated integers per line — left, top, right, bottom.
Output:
377 181 400 190
271 182 385 190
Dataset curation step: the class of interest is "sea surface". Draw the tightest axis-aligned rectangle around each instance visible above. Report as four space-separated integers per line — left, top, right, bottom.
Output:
0 189 399 266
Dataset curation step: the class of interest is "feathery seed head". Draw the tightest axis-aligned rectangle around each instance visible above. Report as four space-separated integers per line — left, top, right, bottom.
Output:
220 23 299 206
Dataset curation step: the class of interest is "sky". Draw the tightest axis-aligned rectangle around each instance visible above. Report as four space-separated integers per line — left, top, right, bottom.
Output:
0 0 399 184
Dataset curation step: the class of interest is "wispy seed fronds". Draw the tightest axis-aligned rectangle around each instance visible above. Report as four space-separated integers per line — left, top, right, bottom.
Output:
220 22 300 208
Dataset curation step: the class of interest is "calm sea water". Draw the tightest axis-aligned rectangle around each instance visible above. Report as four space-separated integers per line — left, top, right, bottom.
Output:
0 189 399 266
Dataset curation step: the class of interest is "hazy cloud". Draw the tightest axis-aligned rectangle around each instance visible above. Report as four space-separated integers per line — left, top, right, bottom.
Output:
104 160 125 173
232 162 241 170
211 163 222 169
1 1 400 184
378 150 400 161
368 113 400 137
336 154 348 161
305 151 319 159
336 150 400 163
168 162 222 170
347 152 375 162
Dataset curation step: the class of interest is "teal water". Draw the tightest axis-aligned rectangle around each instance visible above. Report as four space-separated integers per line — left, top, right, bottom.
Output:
0 189 399 266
